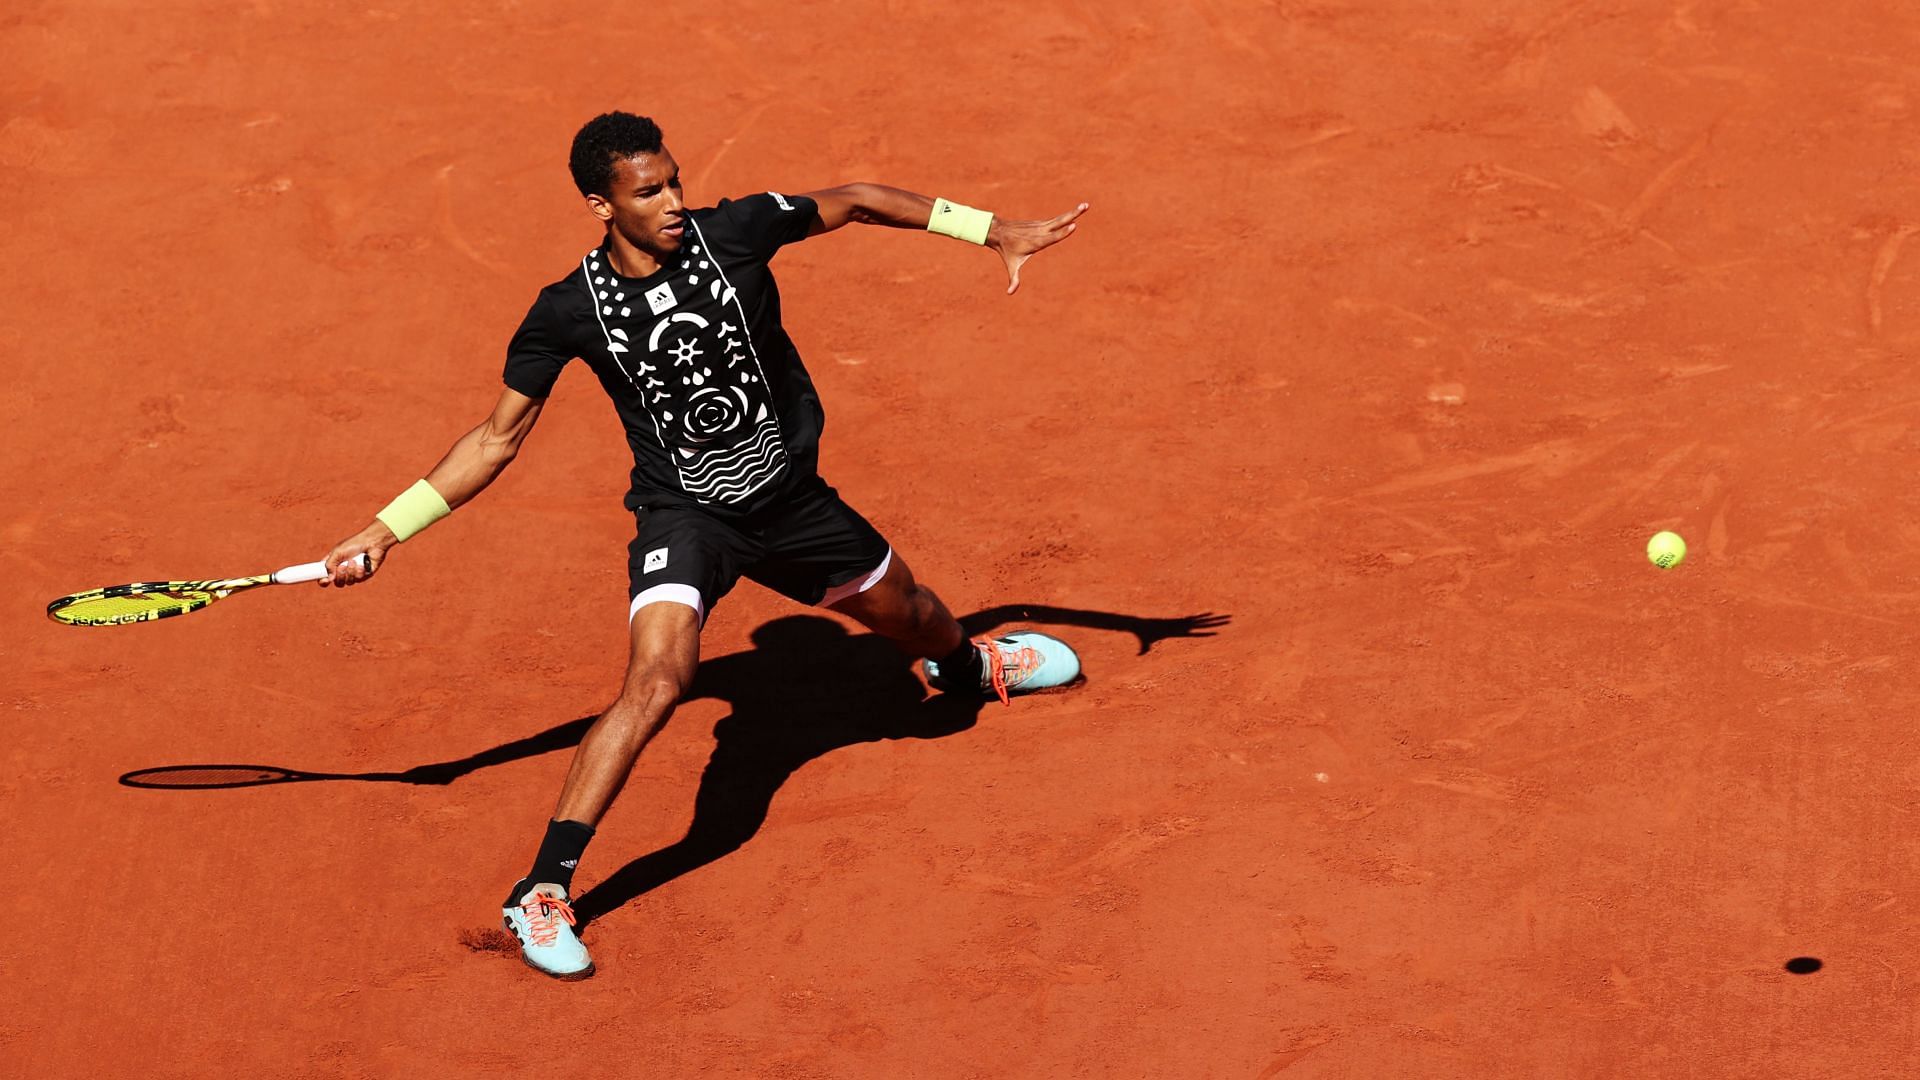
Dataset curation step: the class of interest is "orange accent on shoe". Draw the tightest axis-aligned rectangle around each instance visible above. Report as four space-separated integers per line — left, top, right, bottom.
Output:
980 638 1008 705
978 637 1045 706
520 892 579 948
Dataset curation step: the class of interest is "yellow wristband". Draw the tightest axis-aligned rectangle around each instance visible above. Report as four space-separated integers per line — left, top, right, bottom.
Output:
375 479 451 542
928 198 993 245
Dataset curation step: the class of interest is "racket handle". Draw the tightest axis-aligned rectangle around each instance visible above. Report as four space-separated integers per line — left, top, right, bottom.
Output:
273 553 368 585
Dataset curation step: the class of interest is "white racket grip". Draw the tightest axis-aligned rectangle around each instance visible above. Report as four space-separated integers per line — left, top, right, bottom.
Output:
272 553 368 585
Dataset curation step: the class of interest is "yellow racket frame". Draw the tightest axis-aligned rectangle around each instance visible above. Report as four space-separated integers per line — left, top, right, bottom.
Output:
46 555 363 627
47 575 274 625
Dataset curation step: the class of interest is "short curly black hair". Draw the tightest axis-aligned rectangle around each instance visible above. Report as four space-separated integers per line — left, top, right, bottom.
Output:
569 112 665 197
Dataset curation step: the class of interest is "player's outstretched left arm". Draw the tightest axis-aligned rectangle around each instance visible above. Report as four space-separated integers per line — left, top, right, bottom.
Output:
802 183 1088 295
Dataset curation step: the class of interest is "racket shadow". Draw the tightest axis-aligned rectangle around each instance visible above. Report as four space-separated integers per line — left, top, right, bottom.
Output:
118 716 600 791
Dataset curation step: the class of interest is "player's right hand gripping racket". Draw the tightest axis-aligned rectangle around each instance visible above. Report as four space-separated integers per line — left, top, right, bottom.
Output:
46 554 368 627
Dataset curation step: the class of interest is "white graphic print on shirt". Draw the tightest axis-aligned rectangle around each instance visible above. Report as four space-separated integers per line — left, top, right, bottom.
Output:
580 226 788 505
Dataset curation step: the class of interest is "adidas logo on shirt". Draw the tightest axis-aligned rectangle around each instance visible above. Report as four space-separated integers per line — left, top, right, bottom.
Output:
645 282 677 315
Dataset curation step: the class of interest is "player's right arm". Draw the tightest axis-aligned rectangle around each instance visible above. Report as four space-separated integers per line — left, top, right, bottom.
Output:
321 387 545 586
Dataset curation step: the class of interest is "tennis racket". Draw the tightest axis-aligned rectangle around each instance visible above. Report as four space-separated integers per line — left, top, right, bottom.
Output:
46 554 368 627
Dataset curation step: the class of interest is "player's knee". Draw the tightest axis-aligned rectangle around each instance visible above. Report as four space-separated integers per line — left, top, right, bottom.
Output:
623 671 686 713
904 583 944 629
607 663 687 731
865 584 943 641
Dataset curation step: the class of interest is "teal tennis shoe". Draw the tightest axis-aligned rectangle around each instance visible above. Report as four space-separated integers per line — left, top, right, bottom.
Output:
926 632 1082 703
503 884 594 980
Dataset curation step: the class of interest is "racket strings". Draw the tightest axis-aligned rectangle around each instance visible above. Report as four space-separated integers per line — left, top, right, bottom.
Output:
47 574 270 625
50 589 213 624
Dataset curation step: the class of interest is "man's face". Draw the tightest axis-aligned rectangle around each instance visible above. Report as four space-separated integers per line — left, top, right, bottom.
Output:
589 150 686 257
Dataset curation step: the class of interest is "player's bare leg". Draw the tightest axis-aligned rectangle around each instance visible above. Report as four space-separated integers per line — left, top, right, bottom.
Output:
828 554 965 658
554 600 702 825
830 554 1082 701
503 599 700 980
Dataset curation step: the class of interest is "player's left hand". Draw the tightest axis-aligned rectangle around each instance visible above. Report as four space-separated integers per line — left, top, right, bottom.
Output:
987 202 1089 295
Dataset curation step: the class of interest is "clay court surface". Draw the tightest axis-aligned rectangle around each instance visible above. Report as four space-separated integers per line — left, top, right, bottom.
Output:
9 1 1920 1075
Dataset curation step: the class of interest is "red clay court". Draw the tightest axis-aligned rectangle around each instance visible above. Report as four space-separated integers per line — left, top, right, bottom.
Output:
8 2 1920 1076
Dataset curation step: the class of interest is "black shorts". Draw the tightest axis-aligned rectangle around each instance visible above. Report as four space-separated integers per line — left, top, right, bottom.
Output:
626 476 893 624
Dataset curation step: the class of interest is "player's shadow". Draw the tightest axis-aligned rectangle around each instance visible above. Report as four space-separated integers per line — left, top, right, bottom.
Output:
572 605 1225 926
117 605 1227 925
569 615 977 925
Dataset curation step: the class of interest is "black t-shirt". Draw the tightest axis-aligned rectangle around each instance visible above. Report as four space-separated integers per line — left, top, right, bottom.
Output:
503 192 824 517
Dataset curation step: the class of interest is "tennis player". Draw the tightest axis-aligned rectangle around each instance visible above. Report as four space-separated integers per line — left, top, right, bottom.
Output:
320 112 1088 979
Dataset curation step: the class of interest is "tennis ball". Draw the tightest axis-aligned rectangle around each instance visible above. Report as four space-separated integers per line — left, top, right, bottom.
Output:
1647 530 1686 569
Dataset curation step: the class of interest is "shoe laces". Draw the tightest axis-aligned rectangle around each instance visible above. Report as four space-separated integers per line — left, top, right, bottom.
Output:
520 892 578 947
980 637 1043 706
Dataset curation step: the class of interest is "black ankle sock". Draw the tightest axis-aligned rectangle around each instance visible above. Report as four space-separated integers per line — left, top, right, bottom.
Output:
518 818 596 901
935 639 984 684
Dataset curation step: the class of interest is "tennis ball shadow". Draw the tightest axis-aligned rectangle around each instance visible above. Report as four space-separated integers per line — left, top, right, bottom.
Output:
1784 957 1823 975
